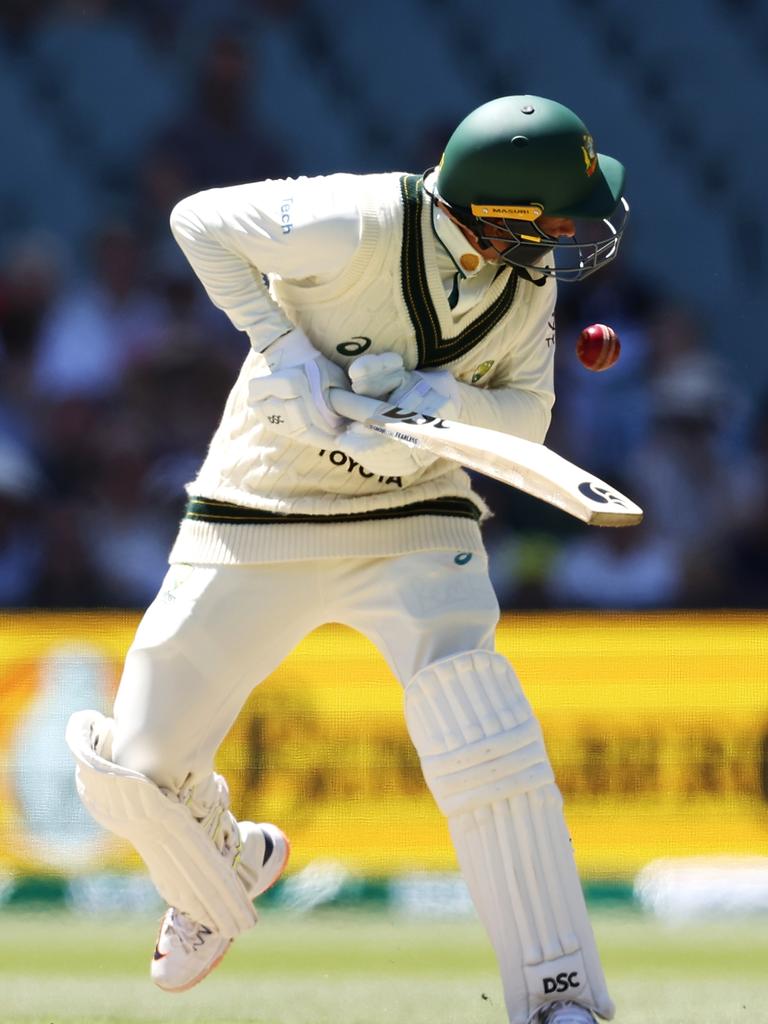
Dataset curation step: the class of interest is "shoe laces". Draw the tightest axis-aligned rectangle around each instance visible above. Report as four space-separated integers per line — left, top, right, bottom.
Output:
165 910 215 955
194 799 236 853
177 776 241 861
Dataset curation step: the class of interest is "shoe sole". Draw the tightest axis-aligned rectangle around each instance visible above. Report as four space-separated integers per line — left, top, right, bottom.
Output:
154 825 291 994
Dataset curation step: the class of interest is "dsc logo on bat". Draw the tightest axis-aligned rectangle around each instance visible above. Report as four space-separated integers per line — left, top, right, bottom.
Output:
381 407 450 429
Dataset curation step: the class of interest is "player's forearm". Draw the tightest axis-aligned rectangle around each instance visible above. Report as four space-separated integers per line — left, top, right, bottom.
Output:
170 178 363 352
456 380 553 445
454 279 556 444
170 191 294 351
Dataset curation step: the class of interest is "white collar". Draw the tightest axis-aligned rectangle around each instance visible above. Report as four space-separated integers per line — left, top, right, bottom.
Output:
425 171 487 280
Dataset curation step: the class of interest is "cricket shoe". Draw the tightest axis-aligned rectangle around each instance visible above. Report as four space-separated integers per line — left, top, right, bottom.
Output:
151 821 289 992
537 1002 597 1024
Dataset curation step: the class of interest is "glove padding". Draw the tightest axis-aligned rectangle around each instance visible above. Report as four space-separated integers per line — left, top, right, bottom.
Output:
248 328 347 447
347 351 408 399
338 352 461 477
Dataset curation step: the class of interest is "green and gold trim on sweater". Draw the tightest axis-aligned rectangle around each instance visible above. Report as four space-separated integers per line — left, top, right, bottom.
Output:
184 495 482 526
399 174 519 368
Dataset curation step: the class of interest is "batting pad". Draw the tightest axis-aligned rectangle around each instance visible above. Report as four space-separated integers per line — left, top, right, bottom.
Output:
65 710 257 938
405 650 614 1023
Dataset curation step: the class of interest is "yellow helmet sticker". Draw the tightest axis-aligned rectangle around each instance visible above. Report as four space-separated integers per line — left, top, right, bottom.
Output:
470 202 543 221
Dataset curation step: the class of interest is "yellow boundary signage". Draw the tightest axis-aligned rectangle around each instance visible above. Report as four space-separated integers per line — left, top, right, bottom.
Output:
0 612 766 879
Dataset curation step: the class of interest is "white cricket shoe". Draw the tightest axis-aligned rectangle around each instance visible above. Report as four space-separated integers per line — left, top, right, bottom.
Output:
538 1002 597 1024
151 821 289 992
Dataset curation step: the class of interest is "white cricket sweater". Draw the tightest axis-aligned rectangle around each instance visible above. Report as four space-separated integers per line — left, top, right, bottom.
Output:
168 172 557 564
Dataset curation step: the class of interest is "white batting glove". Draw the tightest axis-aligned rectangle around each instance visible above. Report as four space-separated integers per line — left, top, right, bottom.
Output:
347 352 461 417
248 328 348 446
347 352 408 399
339 362 462 477
386 367 461 420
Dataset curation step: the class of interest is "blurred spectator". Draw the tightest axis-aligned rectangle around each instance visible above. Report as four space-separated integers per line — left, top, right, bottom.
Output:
626 351 746 606
0 0 51 51
545 520 684 609
32 501 110 608
0 231 67 374
125 0 307 55
134 145 196 247
32 221 169 400
121 0 190 53
644 299 705 378
254 0 306 17
147 242 243 361
0 232 69 452
720 396 768 607
0 438 47 606
83 444 177 606
485 528 563 611
151 31 292 197
644 301 749 438
121 340 240 464
37 397 106 501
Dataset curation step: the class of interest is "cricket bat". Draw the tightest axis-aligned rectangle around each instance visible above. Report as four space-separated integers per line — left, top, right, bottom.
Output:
329 389 643 527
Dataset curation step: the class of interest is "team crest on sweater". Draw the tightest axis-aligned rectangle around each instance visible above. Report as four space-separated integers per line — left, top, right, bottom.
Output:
469 360 495 384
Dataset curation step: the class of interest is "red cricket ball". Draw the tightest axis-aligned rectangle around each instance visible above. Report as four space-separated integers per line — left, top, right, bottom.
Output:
576 323 621 372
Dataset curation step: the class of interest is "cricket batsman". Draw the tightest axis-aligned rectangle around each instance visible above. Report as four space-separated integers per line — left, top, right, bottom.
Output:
66 95 629 1024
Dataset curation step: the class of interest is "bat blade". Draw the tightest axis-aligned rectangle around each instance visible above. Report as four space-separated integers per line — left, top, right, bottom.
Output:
329 389 643 527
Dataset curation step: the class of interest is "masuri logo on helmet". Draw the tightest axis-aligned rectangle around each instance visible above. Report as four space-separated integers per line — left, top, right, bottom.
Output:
469 203 543 221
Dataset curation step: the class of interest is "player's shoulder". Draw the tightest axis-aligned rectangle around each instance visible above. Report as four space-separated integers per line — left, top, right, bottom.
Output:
276 170 404 212
290 170 405 191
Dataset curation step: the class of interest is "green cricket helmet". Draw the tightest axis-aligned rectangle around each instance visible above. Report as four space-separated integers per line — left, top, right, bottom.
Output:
433 95 629 281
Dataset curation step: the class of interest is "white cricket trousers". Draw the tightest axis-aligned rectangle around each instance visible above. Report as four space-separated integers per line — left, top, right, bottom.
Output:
112 550 500 792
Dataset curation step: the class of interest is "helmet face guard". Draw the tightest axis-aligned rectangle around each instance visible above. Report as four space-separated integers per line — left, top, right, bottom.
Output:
434 95 629 282
447 195 630 282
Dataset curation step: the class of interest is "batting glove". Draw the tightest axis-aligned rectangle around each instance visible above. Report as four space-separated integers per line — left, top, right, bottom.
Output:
248 328 348 446
347 351 408 399
338 355 462 477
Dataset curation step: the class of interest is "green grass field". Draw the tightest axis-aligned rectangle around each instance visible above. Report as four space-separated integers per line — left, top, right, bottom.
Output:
1 908 766 1024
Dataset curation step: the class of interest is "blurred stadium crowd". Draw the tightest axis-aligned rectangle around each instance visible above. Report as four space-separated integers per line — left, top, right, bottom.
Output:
0 0 766 611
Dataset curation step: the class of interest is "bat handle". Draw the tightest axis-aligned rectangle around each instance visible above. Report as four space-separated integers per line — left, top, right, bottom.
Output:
328 387 383 423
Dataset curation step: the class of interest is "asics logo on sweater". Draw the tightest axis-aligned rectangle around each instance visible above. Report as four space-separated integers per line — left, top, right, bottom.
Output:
336 337 372 357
